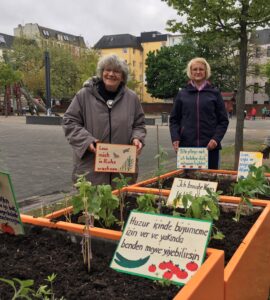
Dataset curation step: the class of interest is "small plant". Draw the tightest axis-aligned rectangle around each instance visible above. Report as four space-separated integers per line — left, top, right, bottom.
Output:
0 273 64 300
154 145 168 212
72 175 101 272
97 184 119 227
173 189 224 240
233 165 270 221
136 193 157 213
113 173 131 230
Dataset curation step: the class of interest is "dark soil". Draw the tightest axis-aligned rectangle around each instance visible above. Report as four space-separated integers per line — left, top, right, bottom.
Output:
56 194 262 265
0 226 180 300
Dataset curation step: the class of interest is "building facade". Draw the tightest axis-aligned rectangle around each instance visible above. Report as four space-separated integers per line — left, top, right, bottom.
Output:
94 31 182 102
14 23 86 56
0 33 14 61
246 29 270 105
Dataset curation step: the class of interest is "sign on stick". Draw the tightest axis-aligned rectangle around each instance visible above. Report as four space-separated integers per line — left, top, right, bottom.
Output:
177 148 208 169
167 178 218 207
95 143 136 173
111 211 212 285
0 171 24 235
237 151 263 180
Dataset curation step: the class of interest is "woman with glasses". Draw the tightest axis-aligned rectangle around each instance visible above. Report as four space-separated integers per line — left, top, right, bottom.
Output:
169 57 229 169
63 54 146 186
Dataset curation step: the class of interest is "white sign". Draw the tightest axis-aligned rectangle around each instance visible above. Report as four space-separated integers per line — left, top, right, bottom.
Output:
95 143 136 173
177 148 208 169
237 151 263 180
110 211 212 285
167 178 218 207
0 171 24 235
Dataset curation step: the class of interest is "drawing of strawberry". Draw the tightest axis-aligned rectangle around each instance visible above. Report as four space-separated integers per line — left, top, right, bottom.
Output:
186 261 198 272
148 264 156 273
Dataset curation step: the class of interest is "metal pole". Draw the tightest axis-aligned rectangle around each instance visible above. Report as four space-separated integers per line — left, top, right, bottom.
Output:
45 51 51 116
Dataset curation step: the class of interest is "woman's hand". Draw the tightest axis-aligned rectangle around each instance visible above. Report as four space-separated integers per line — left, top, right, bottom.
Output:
207 139 217 150
88 140 99 153
172 141 180 153
132 138 143 155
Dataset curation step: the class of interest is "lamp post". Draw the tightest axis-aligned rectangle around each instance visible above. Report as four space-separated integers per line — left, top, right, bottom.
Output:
44 51 51 116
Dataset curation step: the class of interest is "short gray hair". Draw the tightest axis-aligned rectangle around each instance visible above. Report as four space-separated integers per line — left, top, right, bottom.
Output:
96 54 129 84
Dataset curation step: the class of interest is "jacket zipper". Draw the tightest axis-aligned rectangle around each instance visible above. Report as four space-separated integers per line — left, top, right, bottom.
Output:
196 92 200 146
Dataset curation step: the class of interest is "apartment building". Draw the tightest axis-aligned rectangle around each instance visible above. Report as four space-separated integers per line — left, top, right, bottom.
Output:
246 29 270 105
0 33 14 61
94 31 181 102
14 23 86 57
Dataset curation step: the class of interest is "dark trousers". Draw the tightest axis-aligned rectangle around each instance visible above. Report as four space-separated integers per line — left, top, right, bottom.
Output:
208 149 220 169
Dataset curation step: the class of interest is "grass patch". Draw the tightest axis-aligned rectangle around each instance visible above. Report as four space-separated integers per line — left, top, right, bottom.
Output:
221 141 270 170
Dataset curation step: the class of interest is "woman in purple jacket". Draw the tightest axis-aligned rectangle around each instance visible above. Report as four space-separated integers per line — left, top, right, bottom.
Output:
169 57 229 169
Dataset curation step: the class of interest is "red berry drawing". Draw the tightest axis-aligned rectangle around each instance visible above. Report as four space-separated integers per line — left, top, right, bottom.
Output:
166 260 175 271
176 269 188 280
1 223 15 235
186 261 198 272
158 261 167 270
163 270 173 280
148 264 156 273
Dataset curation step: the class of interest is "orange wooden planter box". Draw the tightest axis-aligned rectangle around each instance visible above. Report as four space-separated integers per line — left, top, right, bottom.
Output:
23 182 270 300
20 213 224 300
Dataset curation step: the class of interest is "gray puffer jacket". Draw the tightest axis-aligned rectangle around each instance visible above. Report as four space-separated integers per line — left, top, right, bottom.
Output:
63 77 146 185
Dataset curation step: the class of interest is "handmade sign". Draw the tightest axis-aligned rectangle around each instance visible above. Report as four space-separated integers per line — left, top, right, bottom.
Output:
95 143 136 173
237 151 263 180
177 147 208 169
167 178 218 207
0 171 24 235
111 211 212 286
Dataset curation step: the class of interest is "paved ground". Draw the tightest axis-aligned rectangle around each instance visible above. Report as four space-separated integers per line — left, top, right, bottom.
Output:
0 115 269 211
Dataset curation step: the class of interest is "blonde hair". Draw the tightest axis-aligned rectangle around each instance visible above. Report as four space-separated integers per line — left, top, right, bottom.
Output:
186 57 211 80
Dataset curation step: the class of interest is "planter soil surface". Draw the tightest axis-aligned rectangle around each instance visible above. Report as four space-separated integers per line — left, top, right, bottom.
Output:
0 226 180 300
57 194 262 265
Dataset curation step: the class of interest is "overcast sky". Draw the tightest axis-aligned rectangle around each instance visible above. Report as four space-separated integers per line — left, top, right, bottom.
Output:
1 0 180 47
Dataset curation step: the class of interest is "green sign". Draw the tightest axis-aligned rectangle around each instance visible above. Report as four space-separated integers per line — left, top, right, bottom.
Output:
0 171 24 235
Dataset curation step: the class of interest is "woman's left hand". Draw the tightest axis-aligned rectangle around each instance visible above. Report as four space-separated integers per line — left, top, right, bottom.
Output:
207 139 218 150
132 138 143 155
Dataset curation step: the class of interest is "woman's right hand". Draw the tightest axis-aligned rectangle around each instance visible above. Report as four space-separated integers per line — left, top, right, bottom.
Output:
89 140 99 153
172 141 180 153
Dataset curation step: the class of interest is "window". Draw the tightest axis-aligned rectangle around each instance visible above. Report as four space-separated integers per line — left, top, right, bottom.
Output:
63 35 69 41
42 30 50 37
255 47 260 58
57 34 63 41
267 46 270 57
123 48 127 53
254 82 259 94
0 35 6 44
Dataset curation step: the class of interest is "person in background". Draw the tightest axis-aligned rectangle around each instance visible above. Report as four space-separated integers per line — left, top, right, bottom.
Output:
260 136 270 159
63 54 146 186
261 106 267 119
251 106 257 120
169 57 229 169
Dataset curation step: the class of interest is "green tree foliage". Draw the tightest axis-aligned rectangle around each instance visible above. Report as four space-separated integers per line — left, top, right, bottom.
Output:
162 0 270 168
0 62 22 90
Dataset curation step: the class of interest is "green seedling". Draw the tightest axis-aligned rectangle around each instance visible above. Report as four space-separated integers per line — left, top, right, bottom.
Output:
72 175 101 272
233 165 270 221
0 273 64 300
136 193 157 213
113 173 131 230
97 184 119 227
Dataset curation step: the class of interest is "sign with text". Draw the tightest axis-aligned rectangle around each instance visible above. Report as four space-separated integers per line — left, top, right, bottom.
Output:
177 148 208 169
0 171 24 235
95 143 136 173
167 178 218 207
110 211 212 286
237 151 263 180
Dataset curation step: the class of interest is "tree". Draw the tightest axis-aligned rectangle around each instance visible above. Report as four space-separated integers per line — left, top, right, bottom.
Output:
145 37 238 99
163 0 270 168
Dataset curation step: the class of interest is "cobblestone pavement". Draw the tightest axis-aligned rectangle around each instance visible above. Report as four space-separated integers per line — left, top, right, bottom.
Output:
1 115 269 211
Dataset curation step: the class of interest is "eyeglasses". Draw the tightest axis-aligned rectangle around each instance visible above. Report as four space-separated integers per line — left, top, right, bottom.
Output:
103 69 122 75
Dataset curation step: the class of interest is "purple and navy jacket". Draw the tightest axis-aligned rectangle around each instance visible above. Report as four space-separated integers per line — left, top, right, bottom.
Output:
169 82 229 150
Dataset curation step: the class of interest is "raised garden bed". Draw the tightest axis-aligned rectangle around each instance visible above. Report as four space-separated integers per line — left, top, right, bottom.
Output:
41 187 270 300
7 216 224 300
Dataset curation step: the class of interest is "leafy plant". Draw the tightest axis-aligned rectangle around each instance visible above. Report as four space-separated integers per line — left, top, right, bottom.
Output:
72 175 101 272
233 165 270 221
113 173 131 230
136 194 157 213
173 189 224 240
0 273 64 300
97 185 119 227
